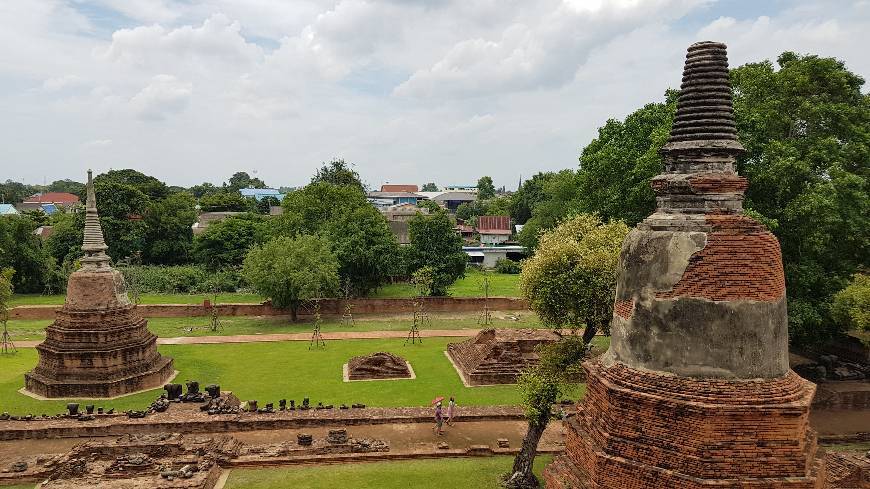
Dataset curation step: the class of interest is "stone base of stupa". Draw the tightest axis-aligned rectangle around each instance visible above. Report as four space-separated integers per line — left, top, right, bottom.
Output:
543 359 826 488
24 355 174 399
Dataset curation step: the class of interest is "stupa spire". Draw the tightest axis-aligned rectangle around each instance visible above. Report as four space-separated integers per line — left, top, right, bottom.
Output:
646 41 749 230
80 169 111 268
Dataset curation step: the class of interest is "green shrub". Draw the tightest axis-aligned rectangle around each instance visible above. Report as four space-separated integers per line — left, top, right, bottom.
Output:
831 273 870 334
494 258 521 274
118 265 243 294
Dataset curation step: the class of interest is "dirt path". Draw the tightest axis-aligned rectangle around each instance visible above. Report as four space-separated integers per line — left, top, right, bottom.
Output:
12 328 482 348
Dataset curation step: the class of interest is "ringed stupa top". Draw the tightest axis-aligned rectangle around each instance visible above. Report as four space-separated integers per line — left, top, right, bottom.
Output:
79 169 112 270
602 41 790 379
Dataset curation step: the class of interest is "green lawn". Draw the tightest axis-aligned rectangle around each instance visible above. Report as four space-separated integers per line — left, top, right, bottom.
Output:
0 337 596 415
3 312 544 342
373 269 521 298
225 455 553 489
9 270 519 307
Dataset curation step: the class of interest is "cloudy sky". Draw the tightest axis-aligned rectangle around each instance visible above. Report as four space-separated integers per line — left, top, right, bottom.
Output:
1 0 869 190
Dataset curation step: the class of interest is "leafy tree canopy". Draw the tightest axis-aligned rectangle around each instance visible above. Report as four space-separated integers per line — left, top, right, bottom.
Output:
325 204 400 296
516 170 584 249
408 210 467 296
242 234 339 321
194 214 269 269
831 273 870 334
520 213 629 342
94 181 149 261
143 192 197 265
0 215 54 293
94 169 169 201
277 182 368 236
311 158 365 191
421 182 439 192
477 175 496 200
227 171 266 191
416 199 441 212
198 191 254 212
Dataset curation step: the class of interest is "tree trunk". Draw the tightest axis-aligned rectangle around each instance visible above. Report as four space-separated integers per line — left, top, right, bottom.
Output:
582 323 597 344
504 416 549 488
290 304 298 322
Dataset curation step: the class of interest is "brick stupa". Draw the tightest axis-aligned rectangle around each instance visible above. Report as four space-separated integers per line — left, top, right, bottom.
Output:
543 42 825 488
24 170 174 398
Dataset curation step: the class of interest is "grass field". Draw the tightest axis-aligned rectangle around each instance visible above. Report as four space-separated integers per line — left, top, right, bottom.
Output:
0 337 599 415
225 455 553 489
9 270 520 306
3 311 543 342
373 269 521 299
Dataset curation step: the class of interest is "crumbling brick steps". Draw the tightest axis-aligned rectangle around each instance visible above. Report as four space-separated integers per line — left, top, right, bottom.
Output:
0 405 525 441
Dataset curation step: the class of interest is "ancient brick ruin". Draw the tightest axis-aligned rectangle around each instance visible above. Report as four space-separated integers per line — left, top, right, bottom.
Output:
543 41 825 488
447 329 559 385
346 352 412 380
24 170 174 398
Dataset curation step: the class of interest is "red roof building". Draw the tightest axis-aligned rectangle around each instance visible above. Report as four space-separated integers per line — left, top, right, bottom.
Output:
380 184 419 193
476 215 512 245
23 192 80 205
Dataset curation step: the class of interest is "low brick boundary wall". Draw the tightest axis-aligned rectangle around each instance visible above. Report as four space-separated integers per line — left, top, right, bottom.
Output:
0 405 525 441
10 297 529 320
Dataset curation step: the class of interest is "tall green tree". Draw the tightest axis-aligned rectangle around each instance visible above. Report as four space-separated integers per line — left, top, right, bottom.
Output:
408 210 467 296
477 175 496 200
517 170 585 250
94 182 149 261
505 336 587 489
0 268 14 327
311 158 365 191
227 171 266 191
731 52 870 345
510 172 556 225
0 215 53 293
198 191 253 212
243 235 339 321
143 192 197 265
576 91 678 225
831 274 870 334
421 182 439 192
277 182 368 236
95 169 169 201
194 215 269 269
520 214 628 343
47 179 85 198
325 205 400 296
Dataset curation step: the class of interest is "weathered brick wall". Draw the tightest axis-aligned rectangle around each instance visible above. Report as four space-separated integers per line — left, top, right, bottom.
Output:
657 215 785 302
11 297 529 320
544 359 825 488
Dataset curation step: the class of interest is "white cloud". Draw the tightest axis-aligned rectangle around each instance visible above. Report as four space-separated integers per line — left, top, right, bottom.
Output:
129 75 193 120
0 0 868 189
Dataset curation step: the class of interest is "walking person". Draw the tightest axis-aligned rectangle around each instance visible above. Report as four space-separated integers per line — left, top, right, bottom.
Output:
434 401 445 435
446 396 456 426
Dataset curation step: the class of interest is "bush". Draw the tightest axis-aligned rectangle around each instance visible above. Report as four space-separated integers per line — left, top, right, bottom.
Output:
831 273 870 334
495 258 521 274
118 265 243 294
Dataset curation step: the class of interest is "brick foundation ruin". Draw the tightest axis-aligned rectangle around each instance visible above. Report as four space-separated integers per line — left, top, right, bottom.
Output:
543 42 825 488
346 352 412 380
24 170 174 399
447 329 559 385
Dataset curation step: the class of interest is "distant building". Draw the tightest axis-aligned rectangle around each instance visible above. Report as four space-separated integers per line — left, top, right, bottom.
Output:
0 203 19 216
477 215 512 245
381 203 428 244
380 184 419 193
240 187 285 202
18 192 80 213
191 211 244 235
366 191 421 206
455 220 475 242
431 191 476 212
464 245 527 268
444 185 478 193
34 225 54 239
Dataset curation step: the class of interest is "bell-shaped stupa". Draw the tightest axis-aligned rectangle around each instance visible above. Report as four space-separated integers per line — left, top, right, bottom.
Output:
25 170 174 398
543 41 824 488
